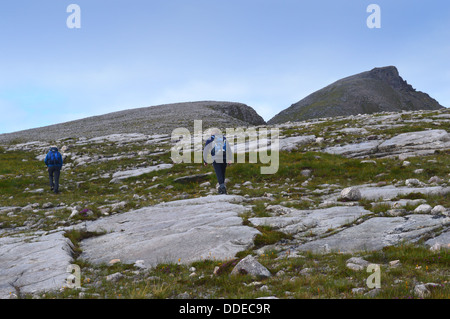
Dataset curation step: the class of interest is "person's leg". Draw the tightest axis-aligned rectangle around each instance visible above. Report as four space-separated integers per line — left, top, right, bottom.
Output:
213 162 226 194
214 162 228 194
221 163 227 194
53 168 61 193
48 167 55 191
213 162 225 185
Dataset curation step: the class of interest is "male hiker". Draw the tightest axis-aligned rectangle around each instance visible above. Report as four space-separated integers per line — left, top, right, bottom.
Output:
203 128 233 194
44 146 63 194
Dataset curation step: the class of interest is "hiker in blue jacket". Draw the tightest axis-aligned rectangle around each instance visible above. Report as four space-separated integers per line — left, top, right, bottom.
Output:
44 146 63 194
203 129 233 194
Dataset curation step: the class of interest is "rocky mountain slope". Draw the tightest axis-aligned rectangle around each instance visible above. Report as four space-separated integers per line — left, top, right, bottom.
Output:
0 108 449 299
0 101 266 144
268 66 445 124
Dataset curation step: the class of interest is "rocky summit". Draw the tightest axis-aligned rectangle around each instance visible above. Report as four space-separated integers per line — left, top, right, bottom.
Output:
0 107 449 299
268 66 445 124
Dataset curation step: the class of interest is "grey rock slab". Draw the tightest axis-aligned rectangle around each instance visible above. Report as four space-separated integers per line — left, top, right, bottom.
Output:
233 134 316 154
173 172 212 184
278 135 316 152
359 185 450 201
377 129 449 152
425 229 450 249
323 141 381 158
0 231 74 299
322 129 449 159
249 206 372 238
295 215 447 253
324 185 450 202
80 195 260 267
110 163 173 183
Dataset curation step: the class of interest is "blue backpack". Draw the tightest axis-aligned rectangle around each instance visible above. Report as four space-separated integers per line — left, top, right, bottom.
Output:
47 150 62 166
213 135 227 155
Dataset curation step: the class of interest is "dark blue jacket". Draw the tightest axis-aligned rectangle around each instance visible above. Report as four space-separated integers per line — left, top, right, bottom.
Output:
44 147 63 168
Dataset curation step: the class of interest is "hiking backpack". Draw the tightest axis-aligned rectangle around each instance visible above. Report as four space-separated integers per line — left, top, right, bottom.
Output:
213 135 227 155
47 151 62 166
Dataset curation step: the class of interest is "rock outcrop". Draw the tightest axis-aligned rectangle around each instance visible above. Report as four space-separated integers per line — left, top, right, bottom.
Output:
0 101 266 144
80 195 260 268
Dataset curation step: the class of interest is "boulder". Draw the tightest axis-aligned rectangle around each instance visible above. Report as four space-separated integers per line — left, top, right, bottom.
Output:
340 187 362 201
230 255 271 278
414 204 432 214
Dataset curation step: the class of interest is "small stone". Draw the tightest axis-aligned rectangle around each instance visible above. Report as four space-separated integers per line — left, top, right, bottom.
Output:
299 268 312 275
276 270 286 277
389 260 401 268
352 288 366 295
431 205 446 215
108 259 121 265
134 260 146 269
106 272 123 282
28 188 44 194
364 288 382 297
414 284 430 298
259 285 270 292
385 209 406 217
300 169 312 177
340 187 362 201
346 263 365 271
346 257 370 267
69 210 78 218
42 202 54 209
428 176 443 184
405 179 421 187
414 204 432 214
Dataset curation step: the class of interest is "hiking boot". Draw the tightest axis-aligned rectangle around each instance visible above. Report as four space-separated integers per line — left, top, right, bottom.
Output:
218 185 227 195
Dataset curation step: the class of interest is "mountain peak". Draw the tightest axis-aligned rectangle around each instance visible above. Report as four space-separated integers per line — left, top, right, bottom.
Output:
268 66 444 124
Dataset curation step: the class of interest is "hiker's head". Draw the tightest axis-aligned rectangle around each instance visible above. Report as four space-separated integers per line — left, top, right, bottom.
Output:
210 128 222 137
50 146 58 152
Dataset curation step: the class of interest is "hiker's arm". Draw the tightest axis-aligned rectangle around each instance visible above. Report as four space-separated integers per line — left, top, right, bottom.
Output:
203 140 212 165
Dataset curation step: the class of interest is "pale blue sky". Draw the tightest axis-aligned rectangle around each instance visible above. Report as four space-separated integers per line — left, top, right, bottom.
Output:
1 0 449 134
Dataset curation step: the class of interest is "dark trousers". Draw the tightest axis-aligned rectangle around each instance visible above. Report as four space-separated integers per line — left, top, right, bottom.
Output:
213 162 227 185
48 166 61 193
